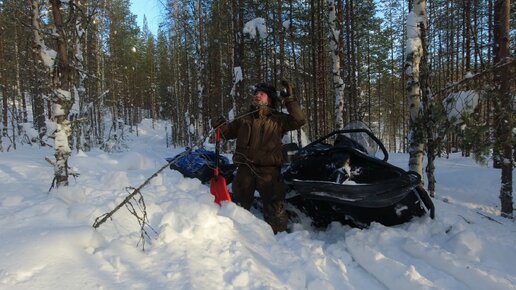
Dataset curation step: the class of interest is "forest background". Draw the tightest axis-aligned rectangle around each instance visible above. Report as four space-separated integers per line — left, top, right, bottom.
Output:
0 0 514 216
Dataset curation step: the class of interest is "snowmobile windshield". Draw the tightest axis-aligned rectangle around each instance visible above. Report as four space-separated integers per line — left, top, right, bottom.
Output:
303 121 388 161
342 121 380 159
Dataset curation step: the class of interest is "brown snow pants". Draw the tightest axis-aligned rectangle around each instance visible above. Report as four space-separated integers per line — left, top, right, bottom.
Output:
231 164 289 233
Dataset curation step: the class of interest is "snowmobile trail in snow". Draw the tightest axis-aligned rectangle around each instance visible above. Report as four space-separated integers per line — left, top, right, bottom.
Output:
344 215 516 290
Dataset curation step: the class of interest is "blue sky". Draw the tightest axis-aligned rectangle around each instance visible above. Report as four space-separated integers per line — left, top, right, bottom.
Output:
130 0 163 35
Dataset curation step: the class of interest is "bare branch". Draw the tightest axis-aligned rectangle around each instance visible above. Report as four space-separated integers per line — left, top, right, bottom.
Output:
435 57 515 98
92 161 170 229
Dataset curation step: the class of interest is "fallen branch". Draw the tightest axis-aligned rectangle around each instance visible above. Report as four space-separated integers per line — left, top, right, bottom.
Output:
476 211 503 225
91 161 170 250
124 186 159 251
458 215 473 224
92 161 170 229
92 109 260 250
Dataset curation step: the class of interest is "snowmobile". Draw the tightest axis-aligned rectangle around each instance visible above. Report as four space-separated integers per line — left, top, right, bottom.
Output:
167 122 434 228
282 121 435 228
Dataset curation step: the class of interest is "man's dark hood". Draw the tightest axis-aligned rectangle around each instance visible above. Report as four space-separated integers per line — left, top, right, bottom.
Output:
253 83 279 109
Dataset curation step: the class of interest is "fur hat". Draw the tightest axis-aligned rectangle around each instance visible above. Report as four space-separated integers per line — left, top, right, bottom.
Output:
253 83 278 109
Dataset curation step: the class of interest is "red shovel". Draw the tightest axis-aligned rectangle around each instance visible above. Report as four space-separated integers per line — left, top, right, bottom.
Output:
210 127 231 205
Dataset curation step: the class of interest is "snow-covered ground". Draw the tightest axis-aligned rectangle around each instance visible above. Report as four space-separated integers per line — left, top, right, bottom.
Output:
1 120 515 290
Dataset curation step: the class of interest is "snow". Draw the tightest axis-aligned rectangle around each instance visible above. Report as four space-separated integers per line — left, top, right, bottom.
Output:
243 18 267 40
40 47 57 69
52 120 72 156
55 89 72 101
233 66 243 83
1 119 515 290
443 90 480 125
227 108 235 121
70 86 80 117
406 12 420 39
51 103 66 117
405 10 424 81
283 20 290 30
465 72 475 79
32 9 56 71
33 22 56 69
20 123 39 141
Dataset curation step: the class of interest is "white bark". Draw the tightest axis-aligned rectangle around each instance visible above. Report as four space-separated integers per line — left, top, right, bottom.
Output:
328 0 345 129
405 0 427 176
49 0 74 187
31 1 57 70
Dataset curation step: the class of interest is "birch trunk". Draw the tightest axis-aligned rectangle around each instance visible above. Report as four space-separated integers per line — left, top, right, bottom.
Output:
231 0 244 114
49 0 74 187
405 0 427 177
328 0 345 129
278 0 285 79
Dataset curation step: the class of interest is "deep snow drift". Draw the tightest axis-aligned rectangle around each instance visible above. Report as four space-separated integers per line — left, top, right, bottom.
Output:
1 120 515 290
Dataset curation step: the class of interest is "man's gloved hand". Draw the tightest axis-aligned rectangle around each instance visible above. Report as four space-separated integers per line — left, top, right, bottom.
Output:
212 116 227 129
280 80 294 99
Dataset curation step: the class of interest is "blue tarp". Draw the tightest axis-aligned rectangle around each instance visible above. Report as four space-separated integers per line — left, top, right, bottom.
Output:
166 148 233 184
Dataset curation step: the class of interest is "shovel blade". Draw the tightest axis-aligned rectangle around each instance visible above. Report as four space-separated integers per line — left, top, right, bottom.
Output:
210 175 231 205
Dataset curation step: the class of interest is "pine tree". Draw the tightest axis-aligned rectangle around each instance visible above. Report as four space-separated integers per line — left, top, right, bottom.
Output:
104 0 140 151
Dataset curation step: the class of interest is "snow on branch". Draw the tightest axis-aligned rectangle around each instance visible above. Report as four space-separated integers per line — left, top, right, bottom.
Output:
435 57 515 97
31 0 57 69
443 90 480 125
244 18 268 40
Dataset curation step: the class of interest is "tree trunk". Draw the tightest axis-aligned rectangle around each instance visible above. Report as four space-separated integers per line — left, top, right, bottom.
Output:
316 0 327 133
278 0 285 80
31 49 46 145
231 0 245 114
419 6 436 197
13 25 22 139
493 0 513 218
344 0 352 124
328 0 345 129
196 0 205 140
405 0 427 177
49 0 74 187
0 25 8 139
349 0 358 121
310 0 318 139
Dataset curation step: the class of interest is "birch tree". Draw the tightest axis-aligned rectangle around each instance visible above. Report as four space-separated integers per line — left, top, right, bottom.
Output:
328 0 345 129
231 0 245 115
405 0 427 177
48 0 76 187
195 0 206 139
32 0 74 187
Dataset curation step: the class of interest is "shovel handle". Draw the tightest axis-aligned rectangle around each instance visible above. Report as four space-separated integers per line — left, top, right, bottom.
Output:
214 128 221 176
210 127 232 204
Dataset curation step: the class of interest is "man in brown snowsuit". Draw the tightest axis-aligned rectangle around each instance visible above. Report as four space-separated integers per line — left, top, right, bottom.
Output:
215 81 306 233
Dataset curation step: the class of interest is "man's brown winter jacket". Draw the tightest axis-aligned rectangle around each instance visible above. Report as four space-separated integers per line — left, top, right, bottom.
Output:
220 98 306 167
